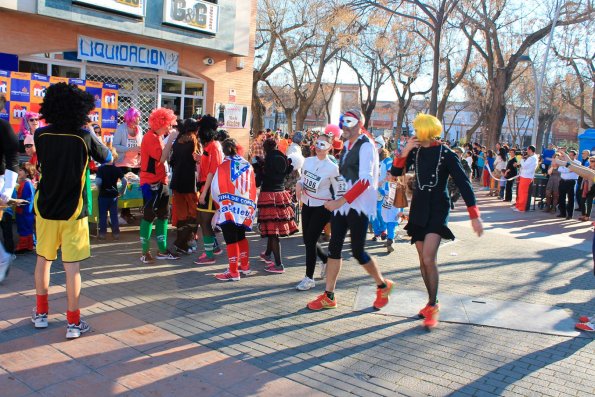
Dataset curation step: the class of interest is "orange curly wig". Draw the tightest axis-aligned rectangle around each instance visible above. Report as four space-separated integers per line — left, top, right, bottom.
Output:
148 108 177 131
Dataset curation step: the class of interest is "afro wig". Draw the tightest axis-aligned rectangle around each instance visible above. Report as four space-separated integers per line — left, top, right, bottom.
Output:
198 115 218 144
148 108 177 132
39 83 95 131
413 113 442 142
123 107 141 126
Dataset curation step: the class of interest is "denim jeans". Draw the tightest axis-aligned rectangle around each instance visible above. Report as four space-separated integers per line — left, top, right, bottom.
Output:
98 196 119 235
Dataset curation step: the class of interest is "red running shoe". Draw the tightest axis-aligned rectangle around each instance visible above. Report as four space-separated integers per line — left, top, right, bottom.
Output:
423 305 440 329
194 253 216 265
373 279 394 310
215 270 240 281
419 301 440 318
575 322 594 332
307 293 337 310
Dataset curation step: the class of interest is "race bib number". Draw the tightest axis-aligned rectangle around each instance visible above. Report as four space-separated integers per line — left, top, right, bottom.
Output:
303 170 322 193
127 138 138 149
334 176 347 198
382 183 397 209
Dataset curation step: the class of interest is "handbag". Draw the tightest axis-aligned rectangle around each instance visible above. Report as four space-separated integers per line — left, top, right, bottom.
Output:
393 175 409 208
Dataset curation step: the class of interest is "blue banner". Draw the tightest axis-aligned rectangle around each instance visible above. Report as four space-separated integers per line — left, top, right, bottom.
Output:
77 35 179 73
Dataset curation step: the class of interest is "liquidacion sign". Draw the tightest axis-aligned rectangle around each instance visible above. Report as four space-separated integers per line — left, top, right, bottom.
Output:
77 35 179 73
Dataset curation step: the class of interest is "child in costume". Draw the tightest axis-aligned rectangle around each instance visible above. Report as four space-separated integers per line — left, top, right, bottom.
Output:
15 163 36 253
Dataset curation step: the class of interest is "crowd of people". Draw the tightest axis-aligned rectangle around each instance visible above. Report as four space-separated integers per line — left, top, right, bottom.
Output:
0 82 592 339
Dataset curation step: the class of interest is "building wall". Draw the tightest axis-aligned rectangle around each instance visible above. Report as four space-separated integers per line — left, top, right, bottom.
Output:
0 1 256 149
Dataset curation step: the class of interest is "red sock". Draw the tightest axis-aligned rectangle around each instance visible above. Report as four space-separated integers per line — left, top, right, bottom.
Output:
36 294 49 315
238 238 249 269
226 242 240 274
66 309 80 325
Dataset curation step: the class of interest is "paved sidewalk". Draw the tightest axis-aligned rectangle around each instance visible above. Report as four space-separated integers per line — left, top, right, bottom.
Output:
1 192 594 396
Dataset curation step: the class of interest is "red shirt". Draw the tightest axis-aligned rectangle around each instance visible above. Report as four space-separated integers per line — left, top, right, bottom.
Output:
140 130 167 185
198 140 223 184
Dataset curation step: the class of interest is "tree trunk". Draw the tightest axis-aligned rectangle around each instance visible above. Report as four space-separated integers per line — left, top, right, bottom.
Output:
485 73 508 149
395 107 406 139
295 107 309 132
465 116 482 143
285 108 295 133
273 111 279 130
251 91 265 133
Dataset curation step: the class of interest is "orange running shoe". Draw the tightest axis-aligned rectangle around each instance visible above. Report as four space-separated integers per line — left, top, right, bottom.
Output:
423 304 440 329
418 301 440 318
373 279 395 310
307 293 337 310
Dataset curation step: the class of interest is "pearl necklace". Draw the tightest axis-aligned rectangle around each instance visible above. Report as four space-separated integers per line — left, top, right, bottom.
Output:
415 144 443 191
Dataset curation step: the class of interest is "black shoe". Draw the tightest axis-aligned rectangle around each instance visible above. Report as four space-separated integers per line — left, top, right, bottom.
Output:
557 214 566 218
566 216 572 220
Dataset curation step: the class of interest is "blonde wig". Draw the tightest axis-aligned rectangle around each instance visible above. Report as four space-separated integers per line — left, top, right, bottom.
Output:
413 113 442 142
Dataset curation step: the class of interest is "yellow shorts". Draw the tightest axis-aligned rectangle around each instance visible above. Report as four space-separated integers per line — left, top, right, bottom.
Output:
36 217 90 262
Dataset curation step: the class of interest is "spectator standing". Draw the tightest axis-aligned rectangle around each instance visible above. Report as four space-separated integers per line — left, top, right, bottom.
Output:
138 108 180 263
14 163 36 253
504 148 518 202
113 107 143 224
557 150 580 220
32 83 112 339
513 145 538 213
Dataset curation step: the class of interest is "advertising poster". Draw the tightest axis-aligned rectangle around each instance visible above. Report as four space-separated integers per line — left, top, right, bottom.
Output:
214 103 249 129
0 70 10 121
0 70 119 135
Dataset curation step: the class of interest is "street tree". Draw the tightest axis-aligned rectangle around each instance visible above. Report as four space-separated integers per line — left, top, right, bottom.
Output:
459 0 594 149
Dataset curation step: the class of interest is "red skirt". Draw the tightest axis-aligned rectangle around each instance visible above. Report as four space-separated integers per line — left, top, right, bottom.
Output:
257 190 298 237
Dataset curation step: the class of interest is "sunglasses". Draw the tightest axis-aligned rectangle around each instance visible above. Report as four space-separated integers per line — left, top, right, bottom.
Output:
28 118 39 122
24 144 33 148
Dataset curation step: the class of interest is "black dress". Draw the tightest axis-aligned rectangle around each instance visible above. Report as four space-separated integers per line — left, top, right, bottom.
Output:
391 144 477 243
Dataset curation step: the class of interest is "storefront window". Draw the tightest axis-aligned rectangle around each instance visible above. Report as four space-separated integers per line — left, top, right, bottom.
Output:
19 61 47 75
162 79 183 94
184 98 203 119
161 95 181 117
159 76 206 119
51 65 81 78
184 81 203 96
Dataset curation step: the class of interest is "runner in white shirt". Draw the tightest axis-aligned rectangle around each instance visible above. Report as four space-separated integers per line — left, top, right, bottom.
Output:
295 131 344 291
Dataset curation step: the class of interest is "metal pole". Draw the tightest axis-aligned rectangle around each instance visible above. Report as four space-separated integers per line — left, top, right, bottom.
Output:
532 0 563 148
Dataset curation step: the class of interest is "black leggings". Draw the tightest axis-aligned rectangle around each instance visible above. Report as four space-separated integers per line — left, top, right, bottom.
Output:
328 209 371 265
220 223 246 244
301 204 331 278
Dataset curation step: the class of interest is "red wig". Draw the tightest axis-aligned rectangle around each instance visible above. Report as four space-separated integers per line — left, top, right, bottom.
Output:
148 108 176 131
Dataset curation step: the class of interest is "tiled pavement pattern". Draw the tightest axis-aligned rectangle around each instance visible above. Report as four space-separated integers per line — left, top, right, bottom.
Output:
1 193 594 396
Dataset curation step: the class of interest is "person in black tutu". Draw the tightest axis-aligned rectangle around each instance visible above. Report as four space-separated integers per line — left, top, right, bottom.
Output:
256 138 298 273
391 114 483 329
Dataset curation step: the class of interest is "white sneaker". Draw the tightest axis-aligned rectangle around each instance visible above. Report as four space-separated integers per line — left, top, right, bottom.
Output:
296 276 316 291
0 254 11 283
66 319 90 339
31 309 48 329
319 262 327 279
118 216 128 225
